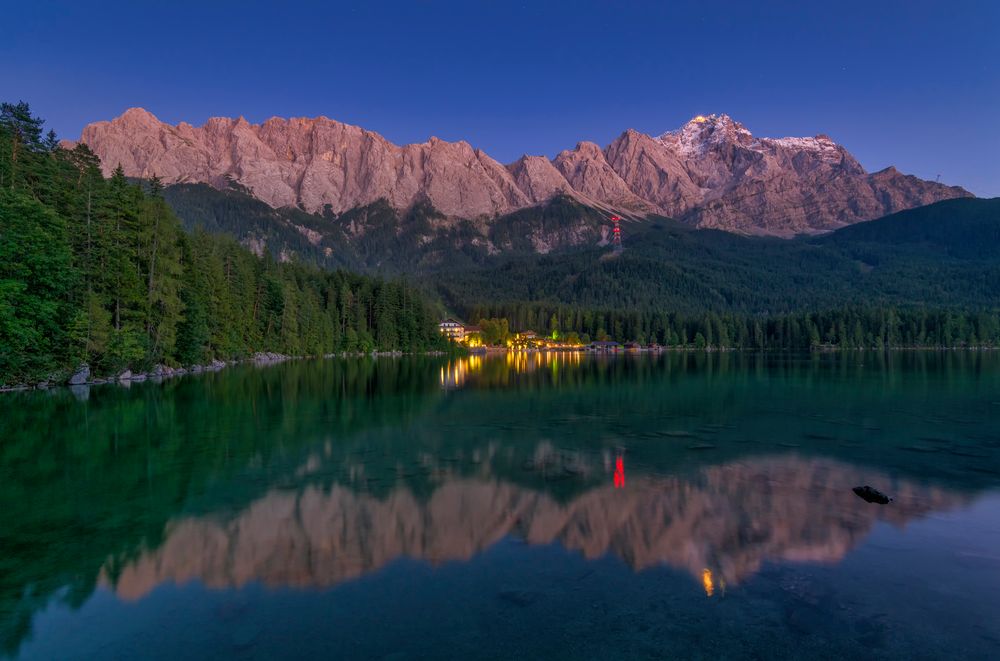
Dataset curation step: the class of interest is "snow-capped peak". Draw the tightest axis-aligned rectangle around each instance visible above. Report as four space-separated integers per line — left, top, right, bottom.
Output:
760 134 843 164
656 114 753 157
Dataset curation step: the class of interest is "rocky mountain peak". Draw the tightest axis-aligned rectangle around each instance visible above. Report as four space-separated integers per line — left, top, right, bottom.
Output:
657 113 755 157
119 107 160 122
75 108 972 237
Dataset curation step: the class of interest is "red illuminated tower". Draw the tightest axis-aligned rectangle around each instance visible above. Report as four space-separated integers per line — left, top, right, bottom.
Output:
610 214 622 250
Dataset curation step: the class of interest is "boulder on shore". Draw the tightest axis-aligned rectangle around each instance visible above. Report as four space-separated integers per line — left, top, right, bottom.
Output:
117 370 132 382
253 352 288 364
68 364 90 385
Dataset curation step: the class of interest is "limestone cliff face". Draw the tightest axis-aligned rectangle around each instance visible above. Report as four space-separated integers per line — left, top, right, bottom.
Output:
74 109 971 236
76 108 529 218
103 456 964 600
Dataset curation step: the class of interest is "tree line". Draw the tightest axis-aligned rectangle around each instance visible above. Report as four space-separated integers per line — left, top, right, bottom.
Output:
0 102 446 385
466 302 1000 349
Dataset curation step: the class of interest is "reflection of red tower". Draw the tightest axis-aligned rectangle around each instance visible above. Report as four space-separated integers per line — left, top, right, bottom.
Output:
613 456 625 488
610 215 622 249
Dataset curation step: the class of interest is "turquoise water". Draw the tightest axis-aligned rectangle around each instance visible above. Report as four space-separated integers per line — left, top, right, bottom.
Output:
2 352 999 659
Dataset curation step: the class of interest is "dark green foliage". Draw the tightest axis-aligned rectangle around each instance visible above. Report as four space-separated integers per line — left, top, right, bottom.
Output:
0 190 76 377
487 194 608 252
465 302 1000 349
455 201 1000 348
158 182 1000 319
431 201 1000 316
161 182 360 271
160 187 601 274
819 198 1000 259
0 103 446 385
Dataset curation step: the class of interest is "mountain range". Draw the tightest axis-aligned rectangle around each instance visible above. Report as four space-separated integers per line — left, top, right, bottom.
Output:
72 108 970 238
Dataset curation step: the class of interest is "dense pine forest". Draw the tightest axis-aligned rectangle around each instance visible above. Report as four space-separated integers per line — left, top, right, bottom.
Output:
0 102 446 386
465 304 1000 349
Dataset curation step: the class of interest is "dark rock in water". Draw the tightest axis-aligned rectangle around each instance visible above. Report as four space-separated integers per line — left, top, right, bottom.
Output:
68 364 90 385
497 589 541 607
853 485 892 504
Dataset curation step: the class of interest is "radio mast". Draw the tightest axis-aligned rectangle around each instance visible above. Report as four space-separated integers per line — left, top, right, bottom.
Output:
610 214 622 251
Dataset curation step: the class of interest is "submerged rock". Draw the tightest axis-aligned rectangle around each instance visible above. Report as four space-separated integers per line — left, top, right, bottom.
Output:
853 485 892 504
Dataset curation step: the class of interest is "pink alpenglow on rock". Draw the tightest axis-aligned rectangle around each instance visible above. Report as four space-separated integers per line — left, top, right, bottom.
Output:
73 109 972 236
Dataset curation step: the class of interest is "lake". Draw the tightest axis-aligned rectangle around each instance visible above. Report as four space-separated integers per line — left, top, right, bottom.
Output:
2 352 999 659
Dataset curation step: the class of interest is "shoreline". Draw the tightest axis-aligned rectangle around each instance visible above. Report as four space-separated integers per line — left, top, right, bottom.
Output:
0 349 450 394
2 345 997 395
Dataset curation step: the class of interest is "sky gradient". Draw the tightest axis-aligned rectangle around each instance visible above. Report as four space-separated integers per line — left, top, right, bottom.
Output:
3 0 998 196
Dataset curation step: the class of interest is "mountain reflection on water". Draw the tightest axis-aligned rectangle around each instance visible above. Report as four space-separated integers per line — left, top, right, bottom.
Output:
106 455 965 601
2 351 999 659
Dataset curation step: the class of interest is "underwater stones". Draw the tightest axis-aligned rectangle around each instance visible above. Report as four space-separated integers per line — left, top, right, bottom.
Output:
852 485 892 505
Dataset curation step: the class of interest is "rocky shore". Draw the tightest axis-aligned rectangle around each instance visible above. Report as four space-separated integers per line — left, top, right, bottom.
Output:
0 349 450 394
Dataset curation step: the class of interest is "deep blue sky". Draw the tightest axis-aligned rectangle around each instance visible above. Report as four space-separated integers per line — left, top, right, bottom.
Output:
3 0 997 195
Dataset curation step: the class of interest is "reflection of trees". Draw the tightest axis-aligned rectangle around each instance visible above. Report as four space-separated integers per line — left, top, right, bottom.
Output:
0 358 443 657
106 456 966 601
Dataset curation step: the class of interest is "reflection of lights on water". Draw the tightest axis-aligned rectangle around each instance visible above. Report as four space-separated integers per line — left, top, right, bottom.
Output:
443 352 585 388
439 355 482 388
700 568 725 597
505 350 582 374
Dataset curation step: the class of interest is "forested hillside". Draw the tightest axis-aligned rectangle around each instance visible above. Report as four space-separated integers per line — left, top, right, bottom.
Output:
437 202 1000 348
161 183 610 273
428 200 1000 314
0 102 446 386
158 180 1000 317
155 170 1000 350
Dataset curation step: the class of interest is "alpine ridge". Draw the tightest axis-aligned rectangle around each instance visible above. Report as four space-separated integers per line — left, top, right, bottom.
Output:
72 109 971 236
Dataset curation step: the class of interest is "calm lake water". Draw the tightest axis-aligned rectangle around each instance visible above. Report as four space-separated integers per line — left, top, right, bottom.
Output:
2 352 999 659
